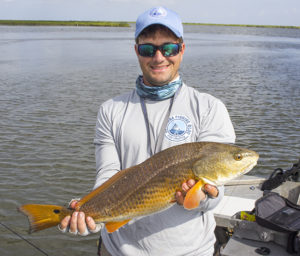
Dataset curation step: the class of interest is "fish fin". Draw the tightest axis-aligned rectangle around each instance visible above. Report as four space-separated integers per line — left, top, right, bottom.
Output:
105 219 131 233
183 180 205 210
77 168 133 207
18 204 72 233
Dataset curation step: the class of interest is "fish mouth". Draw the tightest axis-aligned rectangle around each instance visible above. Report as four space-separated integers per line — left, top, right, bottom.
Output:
243 160 258 175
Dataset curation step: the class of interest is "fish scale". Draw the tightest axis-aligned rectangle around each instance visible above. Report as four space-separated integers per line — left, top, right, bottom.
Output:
79 144 198 222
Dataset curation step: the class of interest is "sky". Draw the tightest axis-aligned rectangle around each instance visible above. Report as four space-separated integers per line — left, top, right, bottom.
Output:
0 0 300 26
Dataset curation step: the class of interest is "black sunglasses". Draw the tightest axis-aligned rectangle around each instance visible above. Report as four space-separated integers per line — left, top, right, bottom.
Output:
137 43 182 57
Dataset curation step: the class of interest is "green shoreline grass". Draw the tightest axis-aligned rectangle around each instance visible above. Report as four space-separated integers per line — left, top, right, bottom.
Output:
184 22 300 29
0 20 130 27
0 20 299 29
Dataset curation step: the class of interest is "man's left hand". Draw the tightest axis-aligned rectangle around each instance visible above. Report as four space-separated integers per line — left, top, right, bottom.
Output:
176 179 219 205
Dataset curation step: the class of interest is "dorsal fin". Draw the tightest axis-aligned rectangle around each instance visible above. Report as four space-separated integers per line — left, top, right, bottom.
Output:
76 167 135 209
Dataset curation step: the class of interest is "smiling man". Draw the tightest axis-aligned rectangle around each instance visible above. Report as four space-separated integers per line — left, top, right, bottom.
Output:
59 6 236 256
135 25 185 87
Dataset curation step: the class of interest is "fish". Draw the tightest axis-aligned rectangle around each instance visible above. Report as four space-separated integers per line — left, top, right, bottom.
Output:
18 142 259 234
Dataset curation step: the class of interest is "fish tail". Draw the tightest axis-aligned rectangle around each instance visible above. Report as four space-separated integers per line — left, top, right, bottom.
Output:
18 204 73 233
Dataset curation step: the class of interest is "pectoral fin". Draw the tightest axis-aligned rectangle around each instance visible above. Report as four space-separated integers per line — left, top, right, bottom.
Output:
183 180 205 210
105 219 131 233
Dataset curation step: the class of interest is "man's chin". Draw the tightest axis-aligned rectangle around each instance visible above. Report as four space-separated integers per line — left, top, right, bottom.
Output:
146 76 172 87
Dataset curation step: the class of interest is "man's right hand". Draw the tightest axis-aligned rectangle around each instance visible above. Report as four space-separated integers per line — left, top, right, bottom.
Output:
59 200 98 236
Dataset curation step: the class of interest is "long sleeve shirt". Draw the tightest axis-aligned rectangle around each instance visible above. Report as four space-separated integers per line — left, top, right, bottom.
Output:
94 83 235 256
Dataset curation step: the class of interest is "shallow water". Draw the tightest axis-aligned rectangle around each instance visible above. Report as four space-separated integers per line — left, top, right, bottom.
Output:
0 25 299 255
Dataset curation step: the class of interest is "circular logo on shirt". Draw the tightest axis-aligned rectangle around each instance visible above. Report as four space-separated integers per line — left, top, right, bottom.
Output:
149 7 167 18
165 115 192 142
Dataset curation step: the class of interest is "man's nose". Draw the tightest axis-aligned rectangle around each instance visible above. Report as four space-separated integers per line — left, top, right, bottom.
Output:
152 49 165 62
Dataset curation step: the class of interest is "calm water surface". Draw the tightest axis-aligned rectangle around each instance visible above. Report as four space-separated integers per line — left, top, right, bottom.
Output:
0 25 299 255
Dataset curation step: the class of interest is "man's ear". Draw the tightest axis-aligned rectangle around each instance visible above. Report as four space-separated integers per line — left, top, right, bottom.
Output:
134 44 139 56
179 42 185 62
181 42 186 55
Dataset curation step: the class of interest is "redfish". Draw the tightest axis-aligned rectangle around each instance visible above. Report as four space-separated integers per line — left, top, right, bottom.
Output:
19 142 259 233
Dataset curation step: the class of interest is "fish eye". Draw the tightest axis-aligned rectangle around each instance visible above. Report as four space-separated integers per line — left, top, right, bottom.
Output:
234 153 243 161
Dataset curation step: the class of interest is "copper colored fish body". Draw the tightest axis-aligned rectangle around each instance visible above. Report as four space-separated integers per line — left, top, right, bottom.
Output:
19 142 259 233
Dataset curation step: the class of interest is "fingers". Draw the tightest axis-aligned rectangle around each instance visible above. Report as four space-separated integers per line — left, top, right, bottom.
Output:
69 212 89 235
69 200 78 209
176 179 196 205
176 180 219 206
77 212 88 235
70 212 79 233
58 198 99 236
203 184 219 198
86 216 96 231
182 179 195 192
60 211 97 236
59 215 71 231
175 191 184 205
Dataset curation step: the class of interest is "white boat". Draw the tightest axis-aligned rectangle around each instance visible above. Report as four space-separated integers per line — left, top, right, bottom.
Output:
213 161 300 256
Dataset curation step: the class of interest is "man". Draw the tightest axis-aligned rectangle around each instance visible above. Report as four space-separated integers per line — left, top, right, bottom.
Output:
60 6 235 256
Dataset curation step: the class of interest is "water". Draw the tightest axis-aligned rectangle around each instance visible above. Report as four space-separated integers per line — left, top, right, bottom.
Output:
0 25 299 255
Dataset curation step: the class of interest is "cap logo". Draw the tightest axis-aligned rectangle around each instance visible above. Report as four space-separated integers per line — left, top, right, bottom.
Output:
149 7 167 18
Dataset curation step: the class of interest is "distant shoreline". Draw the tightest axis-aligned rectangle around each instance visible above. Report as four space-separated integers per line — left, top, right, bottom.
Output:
0 20 299 29
0 20 130 27
184 22 300 29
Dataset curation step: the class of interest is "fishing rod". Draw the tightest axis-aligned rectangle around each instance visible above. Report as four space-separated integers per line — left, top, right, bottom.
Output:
0 221 49 256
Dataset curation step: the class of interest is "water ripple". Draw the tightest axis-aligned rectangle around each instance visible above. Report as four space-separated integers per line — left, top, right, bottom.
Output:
0 26 299 256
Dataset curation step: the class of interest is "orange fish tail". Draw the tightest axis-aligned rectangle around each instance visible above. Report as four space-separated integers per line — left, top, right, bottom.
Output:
18 204 73 233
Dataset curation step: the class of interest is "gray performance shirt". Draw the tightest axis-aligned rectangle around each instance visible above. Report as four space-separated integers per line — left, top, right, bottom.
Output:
94 83 236 256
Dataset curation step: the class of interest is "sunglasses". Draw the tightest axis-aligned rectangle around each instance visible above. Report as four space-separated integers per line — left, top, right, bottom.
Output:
137 43 182 57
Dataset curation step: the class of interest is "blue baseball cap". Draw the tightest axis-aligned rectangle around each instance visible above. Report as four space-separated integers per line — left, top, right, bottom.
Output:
135 6 183 39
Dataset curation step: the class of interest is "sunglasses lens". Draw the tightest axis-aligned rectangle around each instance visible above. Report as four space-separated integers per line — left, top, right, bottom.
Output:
138 43 181 57
138 44 155 57
162 44 180 57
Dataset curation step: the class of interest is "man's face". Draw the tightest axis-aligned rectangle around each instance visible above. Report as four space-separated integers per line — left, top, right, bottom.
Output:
135 30 185 87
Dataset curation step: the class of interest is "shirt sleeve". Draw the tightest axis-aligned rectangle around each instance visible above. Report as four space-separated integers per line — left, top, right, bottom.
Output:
197 99 236 144
93 105 120 190
198 185 224 212
196 98 235 212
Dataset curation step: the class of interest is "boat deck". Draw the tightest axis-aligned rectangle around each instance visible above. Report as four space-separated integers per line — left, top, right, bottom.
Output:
213 175 300 256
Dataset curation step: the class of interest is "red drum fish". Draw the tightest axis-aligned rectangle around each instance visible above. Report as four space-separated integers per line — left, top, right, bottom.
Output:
19 142 259 233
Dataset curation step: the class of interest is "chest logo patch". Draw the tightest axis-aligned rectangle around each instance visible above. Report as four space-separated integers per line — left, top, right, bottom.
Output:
165 115 192 142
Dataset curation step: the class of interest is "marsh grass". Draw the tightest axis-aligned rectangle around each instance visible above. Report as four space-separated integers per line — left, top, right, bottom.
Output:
184 22 300 29
0 20 130 27
0 20 298 29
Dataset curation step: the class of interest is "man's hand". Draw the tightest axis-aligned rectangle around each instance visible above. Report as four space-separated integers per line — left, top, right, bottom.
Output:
59 200 98 236
176 179 219 206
